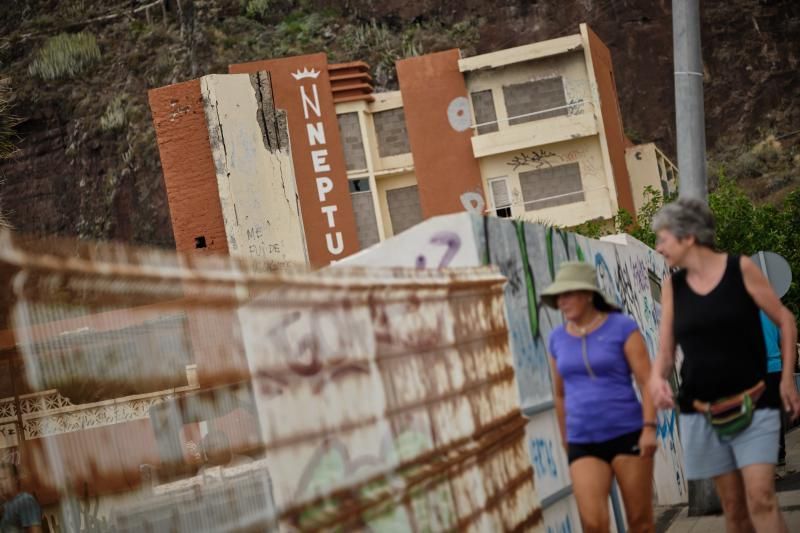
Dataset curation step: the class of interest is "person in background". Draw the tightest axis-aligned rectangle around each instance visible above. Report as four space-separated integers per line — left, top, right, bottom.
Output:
544 262 657 533
648 197 800 533
0 463 42 533
761 310 787 466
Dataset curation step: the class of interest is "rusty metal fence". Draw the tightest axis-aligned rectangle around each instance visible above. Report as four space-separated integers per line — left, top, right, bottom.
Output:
0 230 539 532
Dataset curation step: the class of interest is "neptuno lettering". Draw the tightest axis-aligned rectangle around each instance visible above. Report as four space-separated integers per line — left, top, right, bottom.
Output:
297 69 343 256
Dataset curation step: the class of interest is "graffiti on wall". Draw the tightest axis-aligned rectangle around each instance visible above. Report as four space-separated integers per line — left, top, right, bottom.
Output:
342 212 688 506
238 266 539 530
508 149 559 171
506 147 601 184
4 231 540 531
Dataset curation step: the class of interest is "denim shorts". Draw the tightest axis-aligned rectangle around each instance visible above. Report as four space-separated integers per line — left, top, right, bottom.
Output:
680 408 780 480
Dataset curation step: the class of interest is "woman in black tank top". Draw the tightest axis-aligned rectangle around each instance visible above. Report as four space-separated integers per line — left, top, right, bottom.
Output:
647 197 800 533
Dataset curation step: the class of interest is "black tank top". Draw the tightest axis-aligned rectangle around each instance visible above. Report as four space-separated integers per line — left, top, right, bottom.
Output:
672 255 772 412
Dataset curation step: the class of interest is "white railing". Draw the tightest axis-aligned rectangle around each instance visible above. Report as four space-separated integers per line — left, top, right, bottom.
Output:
0 385 199 448
472 99 594 132
490 185 611 214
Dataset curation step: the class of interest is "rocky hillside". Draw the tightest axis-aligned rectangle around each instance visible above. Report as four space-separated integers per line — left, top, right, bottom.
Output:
0 0 798 246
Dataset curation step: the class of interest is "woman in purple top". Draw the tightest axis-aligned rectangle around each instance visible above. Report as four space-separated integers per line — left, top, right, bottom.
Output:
543 261 657 533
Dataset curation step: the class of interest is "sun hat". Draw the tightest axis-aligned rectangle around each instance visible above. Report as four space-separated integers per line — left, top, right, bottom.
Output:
540 261 619 310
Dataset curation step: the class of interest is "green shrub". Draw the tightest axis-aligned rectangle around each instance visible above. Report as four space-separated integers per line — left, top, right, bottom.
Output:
100 96 126 132
0 79 19 160
29 32 101 80
243 0 270 20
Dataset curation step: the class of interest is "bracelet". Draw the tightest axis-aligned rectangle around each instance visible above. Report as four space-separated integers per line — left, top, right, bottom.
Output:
643 422 658 429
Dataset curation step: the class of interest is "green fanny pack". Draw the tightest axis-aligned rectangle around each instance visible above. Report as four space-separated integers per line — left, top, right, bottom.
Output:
692 380 765 439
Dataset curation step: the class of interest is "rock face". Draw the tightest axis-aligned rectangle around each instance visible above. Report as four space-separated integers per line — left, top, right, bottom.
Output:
342 0 800 154
0 0 798 245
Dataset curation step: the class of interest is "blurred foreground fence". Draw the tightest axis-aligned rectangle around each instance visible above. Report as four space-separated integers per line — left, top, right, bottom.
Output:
0 230 539 532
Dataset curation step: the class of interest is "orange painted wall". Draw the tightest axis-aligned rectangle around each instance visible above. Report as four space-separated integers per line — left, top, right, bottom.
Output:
148 80 229 255
396 50 484 218
230 54 360 267
586 28 637 218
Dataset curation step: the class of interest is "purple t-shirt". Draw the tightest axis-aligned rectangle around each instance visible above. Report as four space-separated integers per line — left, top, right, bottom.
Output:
548 313 643 443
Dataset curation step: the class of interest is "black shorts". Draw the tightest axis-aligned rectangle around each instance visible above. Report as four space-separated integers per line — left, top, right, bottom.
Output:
567 429 642 464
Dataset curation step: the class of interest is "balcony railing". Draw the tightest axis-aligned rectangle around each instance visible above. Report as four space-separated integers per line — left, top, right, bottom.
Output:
471 99 593 133
0 383 199 448
489 184 611 214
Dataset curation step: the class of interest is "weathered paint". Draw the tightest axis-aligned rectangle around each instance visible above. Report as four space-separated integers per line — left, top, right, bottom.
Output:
148 74 308 265
148 79 229 255
2 231 539 530
236 267 538 530
396 50 485 218
200 73 307 266
230 54 360 267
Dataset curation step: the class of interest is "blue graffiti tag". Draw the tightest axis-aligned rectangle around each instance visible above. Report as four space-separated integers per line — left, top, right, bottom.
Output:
656 410 677 442
529 438 558 478
546 515 573 533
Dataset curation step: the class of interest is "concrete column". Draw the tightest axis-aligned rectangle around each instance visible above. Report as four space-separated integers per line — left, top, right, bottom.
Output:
673 0 708 201
357 110 386 241
674 0 719 515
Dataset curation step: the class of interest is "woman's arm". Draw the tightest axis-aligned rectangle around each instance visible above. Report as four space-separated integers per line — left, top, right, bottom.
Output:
740 256 800 419
550 355 567 450
649 275 677 409
625 330 657 457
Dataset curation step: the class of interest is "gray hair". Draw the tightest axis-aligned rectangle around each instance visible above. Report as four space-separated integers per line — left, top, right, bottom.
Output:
651 197 716 248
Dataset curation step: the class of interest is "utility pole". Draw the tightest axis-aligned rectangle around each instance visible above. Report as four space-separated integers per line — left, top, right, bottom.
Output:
673 0 719 516
673 0 707 201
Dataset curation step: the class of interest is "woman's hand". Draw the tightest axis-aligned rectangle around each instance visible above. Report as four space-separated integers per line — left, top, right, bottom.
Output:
649 375 674 410
639 426 658 458
780 375 800 421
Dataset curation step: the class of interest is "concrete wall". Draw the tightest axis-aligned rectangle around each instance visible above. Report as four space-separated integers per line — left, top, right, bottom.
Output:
372 107 411 158
337 112 368 171
362 92 415 174
504 76 568 125
518 161 584 210
230 54 360 266
341 212 689 530
201 73 307 265
386 184 423 236
350 190 380 248
375 172 419 237
235 267 537 530
470 89 498 134
148 74 307 265
626 143 678 212
4 233 538 530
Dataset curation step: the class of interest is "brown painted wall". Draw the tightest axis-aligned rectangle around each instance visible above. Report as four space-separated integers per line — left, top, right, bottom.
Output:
586 27 637 218
230 54 360 267
396 50 484 218
21 418 160 505
148 80 228 255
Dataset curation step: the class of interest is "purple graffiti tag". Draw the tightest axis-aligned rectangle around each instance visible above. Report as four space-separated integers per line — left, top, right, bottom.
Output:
429 231 462 268
415 231 462 269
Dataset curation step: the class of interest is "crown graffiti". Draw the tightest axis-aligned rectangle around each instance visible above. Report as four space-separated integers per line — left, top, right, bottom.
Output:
291 68 320 80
